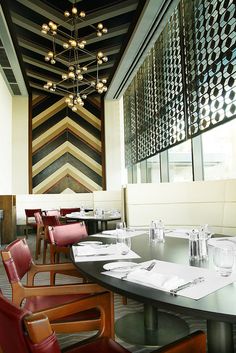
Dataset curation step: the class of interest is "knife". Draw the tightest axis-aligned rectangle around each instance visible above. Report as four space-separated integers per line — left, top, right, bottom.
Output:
170 276 205 295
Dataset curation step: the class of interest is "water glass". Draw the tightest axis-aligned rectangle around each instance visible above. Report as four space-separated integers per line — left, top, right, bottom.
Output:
213 245 235 277
116 233 131 255
115 222 130 254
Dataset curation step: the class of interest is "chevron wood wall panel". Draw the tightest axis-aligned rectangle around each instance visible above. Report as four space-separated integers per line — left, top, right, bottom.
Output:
31 94 103 194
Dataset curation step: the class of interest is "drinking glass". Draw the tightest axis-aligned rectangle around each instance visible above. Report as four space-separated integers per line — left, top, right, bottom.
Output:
116 222 131 254
213 245 235 277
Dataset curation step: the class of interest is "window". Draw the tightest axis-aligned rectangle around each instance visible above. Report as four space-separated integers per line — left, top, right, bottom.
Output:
168 140 193 182
202 119 236 180
147 155 160 183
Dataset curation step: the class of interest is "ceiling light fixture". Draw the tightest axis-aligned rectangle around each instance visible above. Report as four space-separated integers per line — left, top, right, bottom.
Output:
41 4 108 111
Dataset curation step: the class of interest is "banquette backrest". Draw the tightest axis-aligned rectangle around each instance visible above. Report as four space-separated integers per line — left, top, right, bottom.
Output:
125 179 236 235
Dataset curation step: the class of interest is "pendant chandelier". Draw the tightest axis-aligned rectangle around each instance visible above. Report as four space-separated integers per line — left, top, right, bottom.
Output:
41 3 108 111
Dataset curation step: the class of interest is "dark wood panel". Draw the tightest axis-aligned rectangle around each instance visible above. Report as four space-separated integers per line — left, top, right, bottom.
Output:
0 195 16 244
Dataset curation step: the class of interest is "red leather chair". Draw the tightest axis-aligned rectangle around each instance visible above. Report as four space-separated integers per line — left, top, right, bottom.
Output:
60 207 80 216
42 215 61 263
45 209 60 217
1 238 114 336
48 222 88 264
34 211 44 260
0 291 206 353
25 208 42 237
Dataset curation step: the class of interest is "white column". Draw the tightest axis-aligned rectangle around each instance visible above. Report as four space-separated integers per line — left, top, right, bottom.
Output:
104 98 126 190
12 96 29 193
0 72 12 194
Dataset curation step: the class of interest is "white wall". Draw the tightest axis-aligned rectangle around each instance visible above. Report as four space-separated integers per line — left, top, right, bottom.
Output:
12 96 29 193
104 98 126 190
0 72 12 193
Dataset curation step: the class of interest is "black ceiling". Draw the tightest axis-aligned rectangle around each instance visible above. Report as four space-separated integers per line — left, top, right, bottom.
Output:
3 0 144 98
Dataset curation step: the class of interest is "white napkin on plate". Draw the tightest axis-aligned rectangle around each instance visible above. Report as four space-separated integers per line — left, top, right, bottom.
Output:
126 268 186 290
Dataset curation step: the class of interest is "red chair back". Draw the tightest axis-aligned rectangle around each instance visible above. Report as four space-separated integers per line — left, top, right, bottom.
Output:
60 207 80 216
25 209 42 218
2 238 33 282
34 211 43 226
48 222 88 246
42 215 61 227
45 210 60 217
0 293 61 353
0 293 30 353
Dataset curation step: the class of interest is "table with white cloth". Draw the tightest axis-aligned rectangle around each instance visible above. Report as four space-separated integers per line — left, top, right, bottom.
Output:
66 212 121 234
71 232 236 353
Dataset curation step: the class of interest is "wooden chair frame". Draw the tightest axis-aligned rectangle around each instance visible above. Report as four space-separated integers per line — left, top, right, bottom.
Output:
1 248 114 335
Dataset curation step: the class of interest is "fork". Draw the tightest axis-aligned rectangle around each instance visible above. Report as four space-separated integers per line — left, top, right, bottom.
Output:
121 261 156 280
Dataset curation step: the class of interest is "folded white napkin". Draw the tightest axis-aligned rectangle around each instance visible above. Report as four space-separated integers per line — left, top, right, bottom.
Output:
126 268 186 291
74 244 118 256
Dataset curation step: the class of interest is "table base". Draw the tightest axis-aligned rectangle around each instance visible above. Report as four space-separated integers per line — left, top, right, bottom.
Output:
207 320 234 353
115 310 189 347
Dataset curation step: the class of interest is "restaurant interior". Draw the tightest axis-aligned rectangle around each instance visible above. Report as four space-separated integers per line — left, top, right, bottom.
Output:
0 0 236 352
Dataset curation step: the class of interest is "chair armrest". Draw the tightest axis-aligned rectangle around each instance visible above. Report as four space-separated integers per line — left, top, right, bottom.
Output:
27 262 84 285
34 291 114 338
23 282 106 298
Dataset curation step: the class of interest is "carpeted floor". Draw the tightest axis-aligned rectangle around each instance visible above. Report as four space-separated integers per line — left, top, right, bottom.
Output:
0 233 209 352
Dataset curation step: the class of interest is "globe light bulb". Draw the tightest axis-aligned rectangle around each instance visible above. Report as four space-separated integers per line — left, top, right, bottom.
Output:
64 11 70 17
80 11 85 18
72 7 77 15
97 23 103 30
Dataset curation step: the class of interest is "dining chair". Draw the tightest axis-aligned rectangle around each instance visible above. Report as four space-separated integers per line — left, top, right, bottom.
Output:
24 208 42 237
0 291 128 353
34 211 44 260
45 209 61 217
0 238 114 336
0 290 206 353
60 207 80 216
42 215 61 263
48 222 88 264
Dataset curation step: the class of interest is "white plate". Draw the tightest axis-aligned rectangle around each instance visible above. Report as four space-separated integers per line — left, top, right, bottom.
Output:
103 261 138 272
78 241 103 246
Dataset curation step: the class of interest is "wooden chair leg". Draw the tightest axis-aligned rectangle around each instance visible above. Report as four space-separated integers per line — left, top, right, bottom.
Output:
122 296 127 305
35 234 41 260
43 242 47 264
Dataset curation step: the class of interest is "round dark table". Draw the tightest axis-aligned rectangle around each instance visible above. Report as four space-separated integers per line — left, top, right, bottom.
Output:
71 233 236 353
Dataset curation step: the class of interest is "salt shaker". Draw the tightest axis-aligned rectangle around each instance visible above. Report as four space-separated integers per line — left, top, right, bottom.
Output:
189 229 200 260
198 225 209 259
149 220 165 243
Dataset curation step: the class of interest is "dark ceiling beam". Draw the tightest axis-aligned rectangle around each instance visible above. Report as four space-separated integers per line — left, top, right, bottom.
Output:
23 54 114 78
75 0 138 29
16 0 71 30
18 36 120 65
12 12 129 51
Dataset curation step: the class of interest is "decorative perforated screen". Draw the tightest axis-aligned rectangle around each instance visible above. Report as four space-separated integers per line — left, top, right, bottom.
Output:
124 0 236 166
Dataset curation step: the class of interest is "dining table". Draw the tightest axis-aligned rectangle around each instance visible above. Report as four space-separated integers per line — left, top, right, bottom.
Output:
71 232 236 353
65 212 121 234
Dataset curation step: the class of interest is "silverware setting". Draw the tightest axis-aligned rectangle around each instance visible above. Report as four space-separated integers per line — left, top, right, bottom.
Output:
170 276 205 295
121 261 156 280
